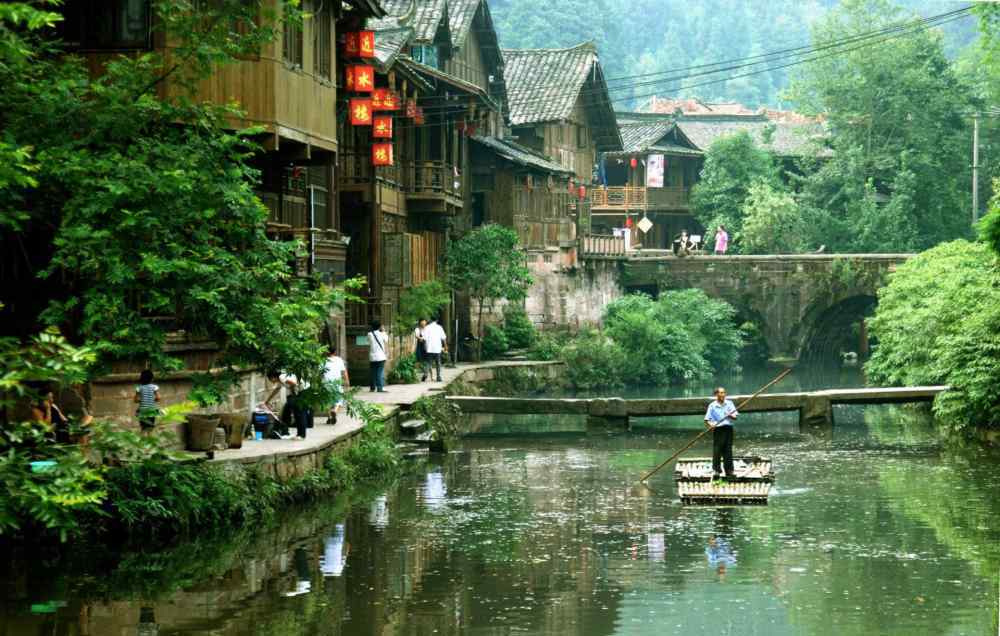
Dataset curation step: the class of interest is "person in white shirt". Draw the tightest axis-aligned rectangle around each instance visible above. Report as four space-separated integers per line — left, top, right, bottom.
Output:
368 320 389 392
323 345 349 424
422 318 448 382
413 318 428 381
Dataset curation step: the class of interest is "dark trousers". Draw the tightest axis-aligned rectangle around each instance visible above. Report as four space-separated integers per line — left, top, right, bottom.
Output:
281 396 309 438
712 425 735 477
425 353 442 380
370 360 386 391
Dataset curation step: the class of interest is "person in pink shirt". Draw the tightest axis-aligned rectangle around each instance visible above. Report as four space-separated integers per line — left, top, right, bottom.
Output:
714 225 729 256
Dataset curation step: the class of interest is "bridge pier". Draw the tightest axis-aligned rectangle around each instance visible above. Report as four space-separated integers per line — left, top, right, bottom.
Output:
586 398 630 430
800 395 833 428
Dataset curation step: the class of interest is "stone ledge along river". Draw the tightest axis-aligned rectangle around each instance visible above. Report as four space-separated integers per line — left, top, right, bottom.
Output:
2 365 999 635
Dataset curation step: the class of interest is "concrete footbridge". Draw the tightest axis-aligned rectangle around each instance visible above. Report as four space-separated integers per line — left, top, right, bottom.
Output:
447 386 947 428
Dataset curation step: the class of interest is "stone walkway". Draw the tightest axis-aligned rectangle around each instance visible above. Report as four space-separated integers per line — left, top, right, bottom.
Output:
208 360 556 465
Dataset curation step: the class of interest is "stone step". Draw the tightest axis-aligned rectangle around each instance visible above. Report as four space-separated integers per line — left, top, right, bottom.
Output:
399 419 427 436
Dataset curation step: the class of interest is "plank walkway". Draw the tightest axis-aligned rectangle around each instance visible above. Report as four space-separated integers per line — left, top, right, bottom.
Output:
447 386 948 427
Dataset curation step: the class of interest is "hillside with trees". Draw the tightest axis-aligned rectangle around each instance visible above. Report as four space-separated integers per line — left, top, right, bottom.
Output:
491 0 978 109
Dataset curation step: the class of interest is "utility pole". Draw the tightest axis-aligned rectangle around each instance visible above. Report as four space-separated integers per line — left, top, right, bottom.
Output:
972 112 980 226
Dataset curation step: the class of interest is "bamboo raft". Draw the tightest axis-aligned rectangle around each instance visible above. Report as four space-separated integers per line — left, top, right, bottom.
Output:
674 456 774 505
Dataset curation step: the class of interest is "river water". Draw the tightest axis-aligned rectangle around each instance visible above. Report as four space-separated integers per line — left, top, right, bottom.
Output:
2 366 999 635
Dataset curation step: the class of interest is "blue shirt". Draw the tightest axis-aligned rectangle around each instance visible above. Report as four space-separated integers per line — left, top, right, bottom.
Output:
705 398 738 427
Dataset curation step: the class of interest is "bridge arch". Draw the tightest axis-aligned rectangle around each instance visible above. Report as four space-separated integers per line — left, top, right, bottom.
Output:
797 294 877 363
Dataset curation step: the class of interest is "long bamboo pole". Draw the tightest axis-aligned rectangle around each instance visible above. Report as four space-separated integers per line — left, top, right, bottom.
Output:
636 368 792 485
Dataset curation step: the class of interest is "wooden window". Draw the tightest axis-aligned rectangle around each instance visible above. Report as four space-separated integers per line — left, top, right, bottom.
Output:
57 0 151 50
283 6 303 67
577 125 586 149
312 0 332 79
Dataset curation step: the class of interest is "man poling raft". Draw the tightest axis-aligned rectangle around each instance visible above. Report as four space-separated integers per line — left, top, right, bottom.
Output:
704 387 738 482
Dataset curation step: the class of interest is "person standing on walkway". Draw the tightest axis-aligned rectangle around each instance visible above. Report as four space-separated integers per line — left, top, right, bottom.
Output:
133 370 161 435
704 387 738 481
422 317 448 382
368 320 389 392
714 225 729 256
413 318 429 382
323 345 349 424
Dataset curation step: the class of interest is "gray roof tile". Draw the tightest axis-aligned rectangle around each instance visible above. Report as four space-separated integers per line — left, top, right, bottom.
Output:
472 135 574 175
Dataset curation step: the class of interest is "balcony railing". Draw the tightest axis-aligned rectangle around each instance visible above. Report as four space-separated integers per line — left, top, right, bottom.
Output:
339 152 402 188
580 233 627 257
345 298 395 331
408 160 462 197
589 186 691 210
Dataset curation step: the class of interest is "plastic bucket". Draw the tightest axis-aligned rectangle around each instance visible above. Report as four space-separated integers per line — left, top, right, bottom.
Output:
30 460 58 474
186 414 221 451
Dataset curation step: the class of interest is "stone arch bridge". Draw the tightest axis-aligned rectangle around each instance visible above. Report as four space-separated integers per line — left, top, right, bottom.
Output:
617 254 911 362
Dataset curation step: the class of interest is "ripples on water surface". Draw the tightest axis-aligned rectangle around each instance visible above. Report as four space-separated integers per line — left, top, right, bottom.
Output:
2 384 999 635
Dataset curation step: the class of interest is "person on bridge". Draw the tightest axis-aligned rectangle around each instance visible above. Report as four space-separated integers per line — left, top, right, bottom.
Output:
704 387 739 481
714 225 729 256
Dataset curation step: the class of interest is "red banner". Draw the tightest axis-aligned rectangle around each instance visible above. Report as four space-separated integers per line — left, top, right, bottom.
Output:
372 88 388 110
344 32 359 57
405 98 417 118
414 106 424 126
349 98 372 126
382 90 399 111
358 31 375 59
344 65 354 91
353 65 374 93
372 143 394 166
373 115 393 139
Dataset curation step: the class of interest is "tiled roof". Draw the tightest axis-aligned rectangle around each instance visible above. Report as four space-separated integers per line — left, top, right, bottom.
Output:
676 115 827 157
472 135 574 175
618 121 676 154
503 43 597 125
369 0 448 44
447 0 480 47
373 27 412 68
502 43 622 151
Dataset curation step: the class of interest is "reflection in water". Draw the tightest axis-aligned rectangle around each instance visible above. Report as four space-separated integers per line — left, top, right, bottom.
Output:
1 402 999 635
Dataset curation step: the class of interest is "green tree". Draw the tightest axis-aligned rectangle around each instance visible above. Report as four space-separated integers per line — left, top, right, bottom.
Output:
446 225 532 359
0 1 337 397
691 132 779 253
397 280 451 331
741 180 807 254
865 241 1000 432
788 0 975 252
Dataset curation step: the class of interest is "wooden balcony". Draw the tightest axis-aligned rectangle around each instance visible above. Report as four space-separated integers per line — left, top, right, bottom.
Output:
339 152 403 191
580 233 627 257
406 160 464 213
589 186 691 211
345 297 395 331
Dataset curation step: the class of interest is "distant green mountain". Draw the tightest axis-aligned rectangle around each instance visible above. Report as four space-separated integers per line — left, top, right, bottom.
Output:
490 0 978 109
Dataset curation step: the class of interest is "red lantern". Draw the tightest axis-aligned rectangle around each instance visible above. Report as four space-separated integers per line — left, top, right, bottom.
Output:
630 157 638 169
344 32 359 57
371 88 387 110
414 106 425 126
358 31 375 58
405 98 417 118
344 65 355 91
349 98 372 126
382 90 399 111
372 142 394 166
373 115 393 138
353 65 374 93
578 185 587 200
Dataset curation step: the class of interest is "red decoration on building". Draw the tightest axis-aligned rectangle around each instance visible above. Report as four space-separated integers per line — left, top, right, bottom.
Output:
345 65 355 91
373 115 393 138
382 90 399 110
344 32 359 57
358 31 375 58
414 106 425 126
577 185 587 200
353 65 374 92
372 143 394 166
405 98 417 118
625 216 633 228
568 180 575 194
349 98 373 125
372 88 389 110
630 157 638 169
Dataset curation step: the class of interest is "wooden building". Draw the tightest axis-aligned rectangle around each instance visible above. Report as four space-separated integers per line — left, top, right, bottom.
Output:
337 0 506 367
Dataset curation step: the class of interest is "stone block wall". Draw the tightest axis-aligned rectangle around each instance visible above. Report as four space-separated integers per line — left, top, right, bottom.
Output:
525 252 622 329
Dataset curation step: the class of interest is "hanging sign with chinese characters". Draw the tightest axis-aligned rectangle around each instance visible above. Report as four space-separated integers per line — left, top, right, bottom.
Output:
382 90 399 110
344 32 359 57
352 65 374 92
414 106 425 126
350 98 372 125
371 88 388 110
358 31 375 58
373 115 393 138
372 143 394 166
345 65 355 91
406 98 417 118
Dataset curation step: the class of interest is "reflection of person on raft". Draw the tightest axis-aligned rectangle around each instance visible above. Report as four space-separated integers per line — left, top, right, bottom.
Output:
706 509 737 578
